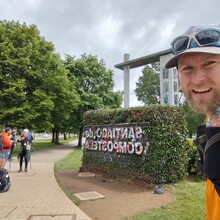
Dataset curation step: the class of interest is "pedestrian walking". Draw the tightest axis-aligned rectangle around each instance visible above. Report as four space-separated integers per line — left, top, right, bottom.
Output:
17 131 32 172
0 127 12 169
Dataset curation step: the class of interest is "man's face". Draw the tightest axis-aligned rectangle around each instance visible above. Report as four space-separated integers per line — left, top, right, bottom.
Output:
178 52 220 115
23 132 28 138
7 129 12 136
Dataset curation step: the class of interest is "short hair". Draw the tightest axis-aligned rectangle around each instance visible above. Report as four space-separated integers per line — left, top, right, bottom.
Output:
5 127 11 132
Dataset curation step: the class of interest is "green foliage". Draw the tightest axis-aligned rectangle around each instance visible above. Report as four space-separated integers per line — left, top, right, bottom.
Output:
135 64 160 104
0 20 122 136
0 20 80 131
186 138 201 176
65 54 123 111
180 101 205 137
82 105 189 184
63 54 123 145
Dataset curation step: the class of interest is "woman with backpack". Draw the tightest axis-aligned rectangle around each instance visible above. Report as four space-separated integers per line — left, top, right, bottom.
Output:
17 131 32 172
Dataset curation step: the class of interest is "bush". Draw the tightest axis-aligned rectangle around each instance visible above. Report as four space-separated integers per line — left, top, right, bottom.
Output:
82 105 189 185
186 138 200 176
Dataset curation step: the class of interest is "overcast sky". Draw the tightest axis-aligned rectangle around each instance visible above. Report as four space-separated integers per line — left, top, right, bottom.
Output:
1 0 220 106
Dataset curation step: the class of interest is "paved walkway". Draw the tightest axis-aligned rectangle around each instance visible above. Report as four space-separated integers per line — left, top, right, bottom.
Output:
0 140 91 220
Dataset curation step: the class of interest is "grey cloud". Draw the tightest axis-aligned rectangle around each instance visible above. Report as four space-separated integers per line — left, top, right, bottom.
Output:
1 0 220 106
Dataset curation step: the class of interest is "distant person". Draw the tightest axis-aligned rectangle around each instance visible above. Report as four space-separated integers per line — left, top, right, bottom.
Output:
0 127 12 168
17 131 32 172
22 128 33 141
9 130 17 161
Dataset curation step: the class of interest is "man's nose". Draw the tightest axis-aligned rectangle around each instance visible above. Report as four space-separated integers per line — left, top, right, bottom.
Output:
191 68 207 84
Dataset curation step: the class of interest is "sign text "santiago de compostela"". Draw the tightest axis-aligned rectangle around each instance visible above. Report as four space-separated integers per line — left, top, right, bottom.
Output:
83 123 150 155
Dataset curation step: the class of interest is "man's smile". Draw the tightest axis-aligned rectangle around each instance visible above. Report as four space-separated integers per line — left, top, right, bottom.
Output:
192 88 212 94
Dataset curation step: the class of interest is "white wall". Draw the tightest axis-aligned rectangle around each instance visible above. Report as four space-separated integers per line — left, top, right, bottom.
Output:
160 54 180 106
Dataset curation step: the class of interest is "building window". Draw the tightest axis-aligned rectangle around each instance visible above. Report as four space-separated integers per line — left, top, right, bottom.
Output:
163 94 169 104
163 81 169 93
174 94 179 105
163 69 169 79
173 81 178 92
173 68 177 79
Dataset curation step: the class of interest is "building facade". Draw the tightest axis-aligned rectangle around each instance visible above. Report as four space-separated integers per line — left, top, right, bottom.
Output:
115 49 181 107
160 53 180 105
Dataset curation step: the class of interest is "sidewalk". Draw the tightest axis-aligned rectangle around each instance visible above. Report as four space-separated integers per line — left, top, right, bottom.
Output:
0 140 91 220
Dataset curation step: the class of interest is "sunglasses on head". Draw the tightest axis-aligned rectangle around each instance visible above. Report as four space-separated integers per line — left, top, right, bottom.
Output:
171 29 220 54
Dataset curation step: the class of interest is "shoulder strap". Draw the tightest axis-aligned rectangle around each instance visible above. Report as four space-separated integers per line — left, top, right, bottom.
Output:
194 134 207 153
204 132 220 156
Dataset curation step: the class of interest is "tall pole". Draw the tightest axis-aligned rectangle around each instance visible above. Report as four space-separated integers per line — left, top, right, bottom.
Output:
124 54 130 108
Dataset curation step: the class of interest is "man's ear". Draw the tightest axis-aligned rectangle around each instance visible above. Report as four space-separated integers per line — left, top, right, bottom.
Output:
178 86 183 93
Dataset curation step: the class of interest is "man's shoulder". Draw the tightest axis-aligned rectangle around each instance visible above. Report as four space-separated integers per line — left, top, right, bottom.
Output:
0 132 7 136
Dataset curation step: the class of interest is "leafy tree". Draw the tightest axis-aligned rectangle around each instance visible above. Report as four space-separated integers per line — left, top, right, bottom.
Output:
135 63 160 104
46 59 80 144
0 20 80 139
0 20 53 129
64 54 123 146
180 100 206 137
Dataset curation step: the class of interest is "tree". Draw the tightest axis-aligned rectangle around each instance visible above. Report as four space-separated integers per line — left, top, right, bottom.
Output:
135 64 160 104
64 54 123 146
180 101 206 137
0 20 80 137
0 20 53 129
45 59 80 144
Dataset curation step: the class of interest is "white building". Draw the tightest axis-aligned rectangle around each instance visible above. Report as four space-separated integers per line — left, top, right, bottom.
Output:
115 49 181 108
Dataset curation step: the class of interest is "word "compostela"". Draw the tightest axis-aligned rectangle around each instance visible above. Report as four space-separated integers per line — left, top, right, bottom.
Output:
83 124 150 155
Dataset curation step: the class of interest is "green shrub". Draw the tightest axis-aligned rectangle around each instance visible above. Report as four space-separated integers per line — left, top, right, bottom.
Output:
186 138 200 176
82 105 189 184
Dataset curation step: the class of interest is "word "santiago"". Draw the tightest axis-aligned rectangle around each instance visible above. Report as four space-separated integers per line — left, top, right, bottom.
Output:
83 125 149 155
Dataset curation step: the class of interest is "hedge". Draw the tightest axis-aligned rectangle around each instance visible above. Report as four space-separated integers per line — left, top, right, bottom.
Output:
186 138 201 176
82 105 189 185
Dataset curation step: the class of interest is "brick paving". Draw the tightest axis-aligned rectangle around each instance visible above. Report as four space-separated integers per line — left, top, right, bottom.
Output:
0 140 91 220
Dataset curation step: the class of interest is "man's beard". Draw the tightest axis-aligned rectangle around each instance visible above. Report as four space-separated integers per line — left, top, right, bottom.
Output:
185 90 220 114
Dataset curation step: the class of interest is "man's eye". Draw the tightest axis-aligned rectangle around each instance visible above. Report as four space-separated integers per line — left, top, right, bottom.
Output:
205 61 215 66
182 66 193 71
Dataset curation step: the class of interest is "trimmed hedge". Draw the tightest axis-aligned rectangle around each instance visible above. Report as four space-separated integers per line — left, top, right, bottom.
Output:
82 105 189 185
186 138 200 176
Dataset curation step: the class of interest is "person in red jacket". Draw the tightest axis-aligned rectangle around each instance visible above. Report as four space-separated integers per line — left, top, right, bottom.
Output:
0 127 12 168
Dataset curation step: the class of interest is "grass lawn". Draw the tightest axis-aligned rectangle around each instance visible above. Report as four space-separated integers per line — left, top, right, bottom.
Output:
128 177 206 220
54 148 207 220
12 135 77 157
54 147 83 172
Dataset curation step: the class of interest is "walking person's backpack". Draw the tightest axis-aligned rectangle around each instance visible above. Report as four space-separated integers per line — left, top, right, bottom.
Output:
0 133 4 150
0 168 11 192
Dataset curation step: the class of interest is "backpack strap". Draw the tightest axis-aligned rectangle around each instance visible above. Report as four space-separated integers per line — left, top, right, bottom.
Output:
193 125 207 176
204 132 220 156
203 128 220 197
0 134 4 150
194 134 207 153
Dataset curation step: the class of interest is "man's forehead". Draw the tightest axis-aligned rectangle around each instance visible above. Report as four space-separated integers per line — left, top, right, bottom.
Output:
177 53 220 68
178 52 220 63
